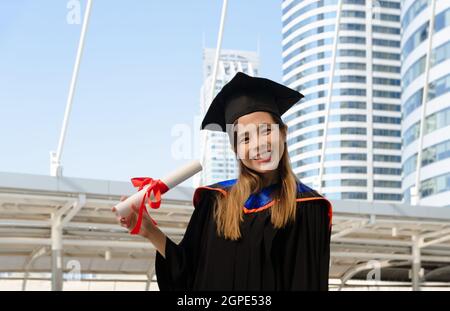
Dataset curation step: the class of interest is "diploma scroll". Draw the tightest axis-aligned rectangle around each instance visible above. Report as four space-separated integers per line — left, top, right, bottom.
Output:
113 160 202 233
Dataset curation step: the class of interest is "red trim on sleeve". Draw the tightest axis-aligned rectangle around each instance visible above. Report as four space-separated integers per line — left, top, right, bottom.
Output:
192 186 227 207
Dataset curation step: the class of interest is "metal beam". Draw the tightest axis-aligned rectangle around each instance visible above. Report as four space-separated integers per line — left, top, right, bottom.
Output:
0 219 187 235
420 227 450 240
332 251 450 263
54 200 78 219
331 220 369 240
422 235 450 248
22 246 50 291
0 237 155 250
332 251 412 260
0 219 52 227
61 194 86 226
338 260 409 291
333 237 412 247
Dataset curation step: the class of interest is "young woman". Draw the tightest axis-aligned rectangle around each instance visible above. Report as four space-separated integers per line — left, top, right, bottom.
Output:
115 72 332 291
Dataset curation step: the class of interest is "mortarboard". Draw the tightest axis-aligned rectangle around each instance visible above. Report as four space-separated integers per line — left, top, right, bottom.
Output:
201 72 304 132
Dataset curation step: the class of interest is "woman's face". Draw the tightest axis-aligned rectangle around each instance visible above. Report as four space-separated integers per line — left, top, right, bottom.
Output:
233 111 286 173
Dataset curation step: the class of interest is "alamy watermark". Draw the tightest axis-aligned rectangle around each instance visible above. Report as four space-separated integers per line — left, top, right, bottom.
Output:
66 0 81 25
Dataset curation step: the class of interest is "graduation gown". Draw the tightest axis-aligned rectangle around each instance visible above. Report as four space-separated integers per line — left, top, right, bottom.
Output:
155 179 332 291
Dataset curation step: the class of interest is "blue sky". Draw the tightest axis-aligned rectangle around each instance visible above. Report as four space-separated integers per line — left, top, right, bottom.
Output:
0 0 283 187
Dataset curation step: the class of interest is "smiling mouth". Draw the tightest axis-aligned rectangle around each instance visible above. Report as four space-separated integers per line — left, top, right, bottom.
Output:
255 156 272 163
253 152 272 161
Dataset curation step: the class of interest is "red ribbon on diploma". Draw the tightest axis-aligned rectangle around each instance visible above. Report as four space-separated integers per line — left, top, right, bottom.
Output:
129 177 169 235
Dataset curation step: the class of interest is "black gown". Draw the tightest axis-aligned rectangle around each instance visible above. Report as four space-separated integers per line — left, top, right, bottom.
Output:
155 179 332 291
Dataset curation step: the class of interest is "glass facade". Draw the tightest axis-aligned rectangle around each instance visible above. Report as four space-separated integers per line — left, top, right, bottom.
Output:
283 0 402 202
401 0 450 205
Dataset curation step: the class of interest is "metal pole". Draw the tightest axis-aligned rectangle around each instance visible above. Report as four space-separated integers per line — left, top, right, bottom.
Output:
317 0 343 192
51 214 63 291
411 234 423 291
51 0 93 176
145 264 155 291
365 0 375 202
209 0 228 184
209 0 228 103
411 0 437 205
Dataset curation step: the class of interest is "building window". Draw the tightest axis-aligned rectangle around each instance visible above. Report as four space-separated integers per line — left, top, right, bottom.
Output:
372 25 400 35
374 154 401 162
373 39 400 48
339 36 366 45
373 64 401 73
322 179 367 187
376 13 400 22
330 114 367 122
374 180 402 188
324 192 368 200
421 172 450 198
374 193 402 201
327 140 367 148
283 12 336 48
341 10 366 18
330 101 366 109
402 0 428 30
284 64 330 86
373 116 401 124
332 88 366 96
297 168 320 179
328 127 367 135
325 153 367 161
373 167 401 175
373 142 401 150
325 166 367 174
283 38 333 64
283 50 332 76
373 103 401 111
373 78 401 86
373 129 401 137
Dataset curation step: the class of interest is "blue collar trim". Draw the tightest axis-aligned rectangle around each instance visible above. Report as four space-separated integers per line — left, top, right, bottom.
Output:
215 178 314 210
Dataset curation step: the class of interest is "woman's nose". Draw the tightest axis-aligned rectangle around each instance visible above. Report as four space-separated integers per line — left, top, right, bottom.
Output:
250 144 271 158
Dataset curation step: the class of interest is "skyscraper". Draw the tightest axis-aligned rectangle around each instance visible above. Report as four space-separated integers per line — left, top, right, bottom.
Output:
194 48 260 187
281 0 403 202
401 0 450 206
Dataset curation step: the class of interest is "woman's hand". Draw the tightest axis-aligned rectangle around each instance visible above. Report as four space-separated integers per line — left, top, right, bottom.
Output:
112 196 157 239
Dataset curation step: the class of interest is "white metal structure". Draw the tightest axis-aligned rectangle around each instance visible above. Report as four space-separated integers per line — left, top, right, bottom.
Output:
50 0 93 177
401 0 450 207
1 171 450 290
282 0 403 203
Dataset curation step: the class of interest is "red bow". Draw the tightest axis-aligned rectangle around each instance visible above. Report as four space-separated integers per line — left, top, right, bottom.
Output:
129 177 169 235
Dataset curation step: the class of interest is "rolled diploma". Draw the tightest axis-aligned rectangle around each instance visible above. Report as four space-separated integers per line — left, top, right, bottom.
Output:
114 160 203 218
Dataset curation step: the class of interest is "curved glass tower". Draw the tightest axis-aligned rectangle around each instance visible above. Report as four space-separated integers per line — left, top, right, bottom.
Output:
401 0 450 206
282 0 402 202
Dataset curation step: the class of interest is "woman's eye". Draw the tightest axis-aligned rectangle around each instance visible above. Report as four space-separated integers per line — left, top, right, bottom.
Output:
240 137 249 144
239 134 249 144
261 126 271 135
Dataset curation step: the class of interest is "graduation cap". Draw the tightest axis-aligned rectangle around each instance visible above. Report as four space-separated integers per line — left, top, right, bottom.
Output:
201 72 304 132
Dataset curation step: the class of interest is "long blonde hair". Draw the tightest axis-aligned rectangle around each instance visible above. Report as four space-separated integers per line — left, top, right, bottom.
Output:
213 114 299 240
